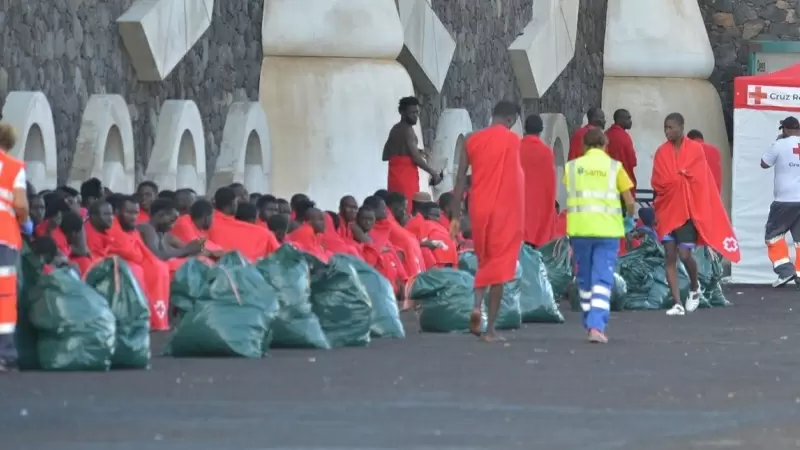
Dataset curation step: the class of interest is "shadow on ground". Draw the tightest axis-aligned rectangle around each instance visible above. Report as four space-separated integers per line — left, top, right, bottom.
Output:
2 286 800 450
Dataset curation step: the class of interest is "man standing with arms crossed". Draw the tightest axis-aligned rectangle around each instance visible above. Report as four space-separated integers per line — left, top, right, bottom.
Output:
0 123 31 371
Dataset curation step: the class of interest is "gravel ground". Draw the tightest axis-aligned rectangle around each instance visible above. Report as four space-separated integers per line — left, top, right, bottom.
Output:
2 285 800 450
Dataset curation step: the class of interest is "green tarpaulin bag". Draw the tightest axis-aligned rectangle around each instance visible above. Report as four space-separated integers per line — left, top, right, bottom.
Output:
457 251 522 330
309 255 372 347
567 273 628 312
694 247 731 307
169 257 212 323
29 269 116 371
519 246 565 323
85 257 151 369
539 237 573 299
15 242 43 371
217 251 249 268
165 264 279 358
338 254 404 339
410 268 485 333
255 245 330 349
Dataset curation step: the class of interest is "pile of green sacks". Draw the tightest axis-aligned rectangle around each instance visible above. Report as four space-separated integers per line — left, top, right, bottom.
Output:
410 245 564 333
165 245 404 357
16 248 151 371
616 235 730 310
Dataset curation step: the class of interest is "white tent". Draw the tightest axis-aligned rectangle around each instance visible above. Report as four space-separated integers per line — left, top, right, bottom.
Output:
731 63 800 284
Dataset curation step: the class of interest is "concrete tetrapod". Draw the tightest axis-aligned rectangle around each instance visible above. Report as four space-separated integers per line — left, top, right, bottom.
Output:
145 100 207 193
1 91 58 191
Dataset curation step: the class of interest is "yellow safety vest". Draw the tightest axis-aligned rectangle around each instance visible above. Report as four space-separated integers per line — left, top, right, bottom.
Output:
564 149 624 238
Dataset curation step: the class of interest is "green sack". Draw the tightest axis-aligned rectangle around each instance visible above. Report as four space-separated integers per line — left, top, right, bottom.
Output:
217 251 249 268
309 255 372 347
694 246 731 307
165 265 279 358
539 237 573 298
567 273 628 312
457 251 522 330
29 269 116 371
410 268 484 333
338 254 404 339
85 257 151 369
255 245 330 349
15 242 43 371
169 257 212 324
519 246 564 323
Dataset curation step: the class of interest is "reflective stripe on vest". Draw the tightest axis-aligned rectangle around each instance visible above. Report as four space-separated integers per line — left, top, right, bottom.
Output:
566 160 621 215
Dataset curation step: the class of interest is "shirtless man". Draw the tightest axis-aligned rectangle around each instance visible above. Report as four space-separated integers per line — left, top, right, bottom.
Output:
383 96 441 207
138 199 205 260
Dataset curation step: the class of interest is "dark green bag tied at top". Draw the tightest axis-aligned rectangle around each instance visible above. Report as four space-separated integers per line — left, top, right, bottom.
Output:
539 237 574 299
518 245 565 323
694 246 731 307
456 251 522 330
255 245 330 349
165 264 279 358
169 257 212 323
410 268 484 333
309 255 372 348
338 254 404 339
217 251 250 268
85 257 151 369
29 269 116 371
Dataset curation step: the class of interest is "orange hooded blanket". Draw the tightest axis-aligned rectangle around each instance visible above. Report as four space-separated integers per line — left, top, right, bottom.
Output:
287 223 333 263
520 135 556 247
207 211 279 262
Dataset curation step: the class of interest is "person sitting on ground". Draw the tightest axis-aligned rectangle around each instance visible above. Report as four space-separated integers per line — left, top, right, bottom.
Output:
174 188 196 215
417 201 458 267
170 199 225 259
383 191 426 276
135 181 158 224
31 236 73 274
79 177 104 216
138 198 205 262
337 195 359 239
249 192 262 205
28 193 45 229
207 187 279 261
353 204 407 296
267 214 290 243
276 198 291 216
59 209 93 275
287 199 332 261
256 194 279 226
235 202 259 224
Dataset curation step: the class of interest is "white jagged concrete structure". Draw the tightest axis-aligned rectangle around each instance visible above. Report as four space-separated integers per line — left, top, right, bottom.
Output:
602 0 731 207
540 113 570 207
260 0 427 209
145 100 207 193
117 0 214 81
429 109 473 199
509 0 580 98
71 95 136 194
208 102 272 197
1 91 58 190
395 0 456 95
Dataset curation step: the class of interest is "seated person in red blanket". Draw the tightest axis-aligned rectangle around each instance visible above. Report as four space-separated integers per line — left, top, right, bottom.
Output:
28 192 45 229
31 236 75 275
235 202 259 224
138 198 206 263
286 199 331 261
267 214 290 243
59 210 93 276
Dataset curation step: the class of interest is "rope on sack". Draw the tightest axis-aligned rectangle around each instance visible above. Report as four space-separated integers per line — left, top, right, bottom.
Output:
218 266 243 306
112 256 121 296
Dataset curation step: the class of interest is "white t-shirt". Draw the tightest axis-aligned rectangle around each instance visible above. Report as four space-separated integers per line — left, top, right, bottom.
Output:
13 168 26 190
762 136 800 202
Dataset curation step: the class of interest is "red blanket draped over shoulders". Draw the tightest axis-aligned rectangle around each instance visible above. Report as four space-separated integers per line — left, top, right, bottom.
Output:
605 124 638 189
287 223 332 262
652 138 740 262
171 215 223 252
387 219 426 275
35 221 70 256
208 211 279 262
369 220 409 281
466 125 524 287
520 135 556 247
568 124 593 161
320 213 361 257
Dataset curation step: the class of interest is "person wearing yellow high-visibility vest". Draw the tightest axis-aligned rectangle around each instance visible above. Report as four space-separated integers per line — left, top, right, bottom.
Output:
564 128 635 344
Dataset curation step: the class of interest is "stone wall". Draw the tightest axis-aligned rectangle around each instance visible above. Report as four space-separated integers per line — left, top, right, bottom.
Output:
420 0 608 145
699 0 800 139
0 0 263 184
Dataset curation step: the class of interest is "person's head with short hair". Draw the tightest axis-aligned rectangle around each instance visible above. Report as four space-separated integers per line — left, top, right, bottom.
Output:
664 112 685 143
385 191 408 224
398 96 421 126
411 192 432 215
59 210 85 245
174 188 196 215
587 107 606 129
362 196 387 220
56 186 81 214
780 116 800 137
116 195 140 231
491 100 521 129
256 195 279 222
0 123 18 151
438 192 455 218
235 202 258 224
136 181 158 212
149 198 179 233
88 200 114 232
276 198 291 215
583 128 608 150
296 199 325 234
214 186 238 216
157 190 176 201
339 195 358 223
356 206 376 233
290 193 310 214
686 129 704 141
190 199 214 231
43 192 71 221
80 178 104 207
31 235 60 265
29 193 45 225
420 201 441 222
249 192 262 205
612 109 632 130
266 214 290 242
373 189 390 203
229 183 248 204
106 193 126 213
638 207 656 228
524 114 544 135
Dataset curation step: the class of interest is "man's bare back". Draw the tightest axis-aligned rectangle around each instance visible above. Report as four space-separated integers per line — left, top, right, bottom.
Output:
382 121 416 162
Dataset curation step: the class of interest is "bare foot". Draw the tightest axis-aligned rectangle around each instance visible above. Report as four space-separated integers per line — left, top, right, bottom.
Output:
468 309 482 336
400 298 414 312
480 332 506 342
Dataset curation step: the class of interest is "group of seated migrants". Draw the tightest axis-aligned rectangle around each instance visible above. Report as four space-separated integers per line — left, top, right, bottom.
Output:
24 178 574 331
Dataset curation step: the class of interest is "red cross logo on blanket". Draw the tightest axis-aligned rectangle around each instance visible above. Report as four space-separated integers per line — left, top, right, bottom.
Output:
748 86 768 105
723 237 739 253
154 300 167 318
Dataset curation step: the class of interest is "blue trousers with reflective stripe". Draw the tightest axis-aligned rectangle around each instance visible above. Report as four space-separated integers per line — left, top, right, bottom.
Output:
570 237 619 333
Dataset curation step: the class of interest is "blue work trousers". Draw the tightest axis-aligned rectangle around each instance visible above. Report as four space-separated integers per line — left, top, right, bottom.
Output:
570 237 619 333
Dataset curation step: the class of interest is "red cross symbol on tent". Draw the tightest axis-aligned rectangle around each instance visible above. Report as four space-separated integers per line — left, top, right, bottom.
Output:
749 86 768 105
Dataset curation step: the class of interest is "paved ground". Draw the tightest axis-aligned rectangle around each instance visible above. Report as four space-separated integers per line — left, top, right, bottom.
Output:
2 286 800 450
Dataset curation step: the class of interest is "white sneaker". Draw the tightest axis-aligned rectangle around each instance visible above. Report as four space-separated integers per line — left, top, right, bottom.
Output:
685 289 702 313
666 304 685 316
773 274 795 287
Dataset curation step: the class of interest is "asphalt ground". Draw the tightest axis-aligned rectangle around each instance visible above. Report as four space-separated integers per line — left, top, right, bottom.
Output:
2 285 800 450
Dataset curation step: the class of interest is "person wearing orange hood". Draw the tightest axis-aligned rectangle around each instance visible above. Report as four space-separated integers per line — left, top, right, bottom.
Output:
287 199 333 262
58 210 94 276
520 114 556 248
403 192 457 267
171 199 224 258
381 192 427 276
135 181 158 224
568 108 606 161
352 204 407 296
207 187 280 262
137 198 207 275
337 195 359 241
